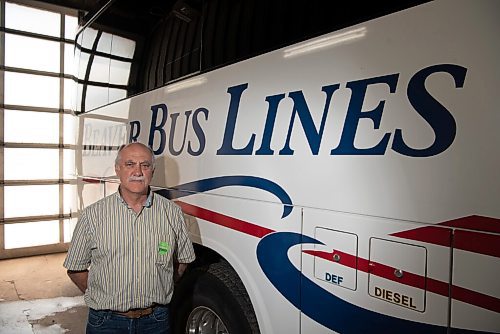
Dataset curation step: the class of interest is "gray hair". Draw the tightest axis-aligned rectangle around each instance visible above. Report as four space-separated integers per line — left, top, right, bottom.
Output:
115 142 156 168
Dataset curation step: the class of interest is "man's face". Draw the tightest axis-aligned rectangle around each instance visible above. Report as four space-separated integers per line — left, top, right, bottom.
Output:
115 144 154 196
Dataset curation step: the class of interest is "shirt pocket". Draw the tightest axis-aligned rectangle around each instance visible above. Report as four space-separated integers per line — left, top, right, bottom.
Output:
152 234 174 267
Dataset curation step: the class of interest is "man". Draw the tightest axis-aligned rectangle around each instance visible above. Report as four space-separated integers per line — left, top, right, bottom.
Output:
64 142 195 334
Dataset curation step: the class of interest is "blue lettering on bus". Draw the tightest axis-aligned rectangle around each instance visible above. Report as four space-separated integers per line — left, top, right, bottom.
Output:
132 63 466 158
188 107 209 156
148 103 168 155
145 104 209 156
254 92 286 155
168 110 192 156
216 83 255 155
216 64 465 157
330 74 397 155
279 84 340 155
392 64 466 157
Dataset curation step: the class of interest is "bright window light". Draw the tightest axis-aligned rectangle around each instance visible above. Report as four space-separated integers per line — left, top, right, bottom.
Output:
77 49 91 78
109 88 127 105
65 43 75 75
4 110 59 144
79 27 99 49
110 59 131 85
63 149 76 179
64 184 77 214
111 35 136 58
90 56 111 82
4 72 59 108
85 85 109 110
4 185 60 218
64 113 77 144
82 184 104 207
2 3 79 254
5 3 60 37
65 15 78 40
5 33 60 72
97 32 113 53
64 78 77 110
4 148 60 180
5 221 60 249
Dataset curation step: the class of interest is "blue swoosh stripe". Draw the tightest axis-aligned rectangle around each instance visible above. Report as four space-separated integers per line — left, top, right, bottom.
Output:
156 175 293 218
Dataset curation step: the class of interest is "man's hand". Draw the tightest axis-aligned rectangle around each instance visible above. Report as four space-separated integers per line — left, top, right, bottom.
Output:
174 263 188 282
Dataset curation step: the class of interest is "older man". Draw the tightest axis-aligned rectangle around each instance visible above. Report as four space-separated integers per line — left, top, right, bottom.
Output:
64 142 195 334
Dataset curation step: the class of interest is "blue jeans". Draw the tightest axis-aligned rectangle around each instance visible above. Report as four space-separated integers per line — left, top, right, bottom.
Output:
86 306 170 334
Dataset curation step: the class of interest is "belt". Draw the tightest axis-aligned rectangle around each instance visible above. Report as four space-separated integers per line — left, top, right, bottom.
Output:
114 305 157 319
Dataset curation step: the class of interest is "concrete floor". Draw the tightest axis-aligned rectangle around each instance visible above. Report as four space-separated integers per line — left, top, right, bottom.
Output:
0 253 87 333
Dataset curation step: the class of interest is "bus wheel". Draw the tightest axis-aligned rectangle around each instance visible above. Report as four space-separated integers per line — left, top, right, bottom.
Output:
186 305 228 334
172 260 260 334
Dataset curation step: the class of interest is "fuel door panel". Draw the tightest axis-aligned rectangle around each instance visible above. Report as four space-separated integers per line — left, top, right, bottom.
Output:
314 228 358 291
368 238 427 312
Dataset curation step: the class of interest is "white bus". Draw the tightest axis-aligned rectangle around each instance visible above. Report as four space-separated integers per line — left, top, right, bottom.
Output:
71 0 500 333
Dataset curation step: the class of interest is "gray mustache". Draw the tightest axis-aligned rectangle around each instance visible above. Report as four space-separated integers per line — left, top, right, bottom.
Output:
128 176 145 182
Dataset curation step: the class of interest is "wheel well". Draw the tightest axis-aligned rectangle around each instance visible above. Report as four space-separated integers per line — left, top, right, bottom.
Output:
190 243 224 268
171 243 261 334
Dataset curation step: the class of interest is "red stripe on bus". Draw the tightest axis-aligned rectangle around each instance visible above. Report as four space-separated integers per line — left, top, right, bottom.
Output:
452 284 500 314
82 178 102 183
391 217 500 258
440 215 500 234
176 201 275 238
391 226 452 247
454 229 500 259
303 250 426 289
303 249 499 313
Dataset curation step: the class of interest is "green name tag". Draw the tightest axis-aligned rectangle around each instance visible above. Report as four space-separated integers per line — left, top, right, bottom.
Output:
158 241 170 255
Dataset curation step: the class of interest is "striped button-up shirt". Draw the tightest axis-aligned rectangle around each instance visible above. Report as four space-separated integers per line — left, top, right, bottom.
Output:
63 189 196 311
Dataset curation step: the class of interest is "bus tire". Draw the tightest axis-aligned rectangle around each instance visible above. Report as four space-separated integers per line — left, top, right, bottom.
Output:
171 260 260 334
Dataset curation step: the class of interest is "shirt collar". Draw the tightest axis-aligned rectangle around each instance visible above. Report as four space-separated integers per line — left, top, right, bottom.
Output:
116 187 153 208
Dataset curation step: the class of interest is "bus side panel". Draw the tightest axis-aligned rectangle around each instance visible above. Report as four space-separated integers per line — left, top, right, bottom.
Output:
301 209 451 333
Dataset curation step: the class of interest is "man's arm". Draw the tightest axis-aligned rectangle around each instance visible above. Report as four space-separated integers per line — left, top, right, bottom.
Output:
173 263 189 283
67 270 89 293
172 203 196 282
63 209 92 294
177 263 188 278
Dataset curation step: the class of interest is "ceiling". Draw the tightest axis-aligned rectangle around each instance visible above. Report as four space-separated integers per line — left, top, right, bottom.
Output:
37 0 104 12
37 0 181 21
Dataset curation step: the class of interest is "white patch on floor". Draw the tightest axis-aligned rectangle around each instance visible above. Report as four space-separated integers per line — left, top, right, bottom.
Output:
0 296 85 334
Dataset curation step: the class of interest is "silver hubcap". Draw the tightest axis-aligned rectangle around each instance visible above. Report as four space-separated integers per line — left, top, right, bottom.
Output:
186 306 229 334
